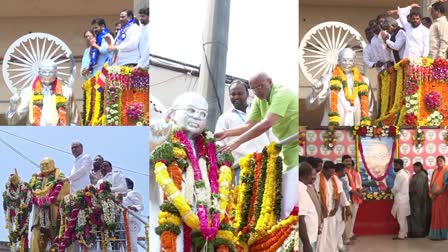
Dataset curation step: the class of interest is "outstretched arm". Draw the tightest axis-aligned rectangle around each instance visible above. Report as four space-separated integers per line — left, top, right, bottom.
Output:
220 113 280 152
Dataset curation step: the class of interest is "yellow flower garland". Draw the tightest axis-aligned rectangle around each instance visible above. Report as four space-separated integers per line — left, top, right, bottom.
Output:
234 154 252 229
83 78 93 124
255 143 280 234
154 161 200 230
31 169 60 197
91 88 104 126
218 165 232 220
158 211 182 226
329 65 370 126
249 210 298 245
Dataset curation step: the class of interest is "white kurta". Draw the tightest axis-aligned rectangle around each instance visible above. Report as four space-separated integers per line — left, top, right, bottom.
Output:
306 73 376 126
371 34 393 64
137 24 149 69
116 24 141 66
398 6 430 58
299 181 319 245
314 173 343 252
96 171 128 194
123 191 144 252
391 168 411 238
363 43 378 68
68 153 92 193
336 178 350 250
386 29 406 63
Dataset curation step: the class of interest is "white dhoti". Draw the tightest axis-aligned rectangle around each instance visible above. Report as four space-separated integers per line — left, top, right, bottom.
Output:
336 207 346 250
391 203 410 239
316 215 338 252
129 219 141 252
345 203 359 239
281 166 298 219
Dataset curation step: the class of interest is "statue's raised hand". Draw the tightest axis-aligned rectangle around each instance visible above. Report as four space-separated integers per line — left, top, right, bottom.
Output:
150 120 173 149
312 79 324 92
9 93 21 111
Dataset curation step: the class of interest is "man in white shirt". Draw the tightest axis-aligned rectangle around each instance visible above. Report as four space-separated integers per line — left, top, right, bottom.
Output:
395 5 430 58
215 80 271 183
388 159 411 240
314 161 342 252
299 162 319 252
382 17 406 64
96 161 128 193
123 178 144 252
134 7 149 71
335 163 352 251
363 28 383 69
371 24 393 70
109 9 141 66
65 142 92 193
429 2 448 59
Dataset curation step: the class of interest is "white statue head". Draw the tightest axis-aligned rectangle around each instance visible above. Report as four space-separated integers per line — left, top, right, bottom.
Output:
38 59 57 84
168 92 208 137
338 48 356 74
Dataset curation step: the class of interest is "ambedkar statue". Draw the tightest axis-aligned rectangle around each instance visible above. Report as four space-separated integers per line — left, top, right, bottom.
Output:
30 158 70 252
7 59 81 126
150 92 234 251
306 48 376 126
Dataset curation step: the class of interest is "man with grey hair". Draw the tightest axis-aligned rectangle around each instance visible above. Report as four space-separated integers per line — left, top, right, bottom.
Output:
382 16 406 63
6 59 81 125
307 48 376 126
65 141 93 193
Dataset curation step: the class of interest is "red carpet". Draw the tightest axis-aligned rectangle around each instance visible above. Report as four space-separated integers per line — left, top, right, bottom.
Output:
354 200 399 235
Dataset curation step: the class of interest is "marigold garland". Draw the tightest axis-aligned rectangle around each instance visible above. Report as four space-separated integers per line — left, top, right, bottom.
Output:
254 143 282 235
30 77 67 126
328 65 371 126
123 209 132 252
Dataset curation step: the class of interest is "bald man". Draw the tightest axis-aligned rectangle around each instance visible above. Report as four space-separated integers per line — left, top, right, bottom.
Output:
216 72 298 218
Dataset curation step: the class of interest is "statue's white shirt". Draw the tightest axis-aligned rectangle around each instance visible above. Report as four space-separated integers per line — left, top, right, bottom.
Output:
306 72 375 126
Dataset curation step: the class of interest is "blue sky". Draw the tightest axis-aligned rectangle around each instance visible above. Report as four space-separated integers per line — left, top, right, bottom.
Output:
0 126 149 242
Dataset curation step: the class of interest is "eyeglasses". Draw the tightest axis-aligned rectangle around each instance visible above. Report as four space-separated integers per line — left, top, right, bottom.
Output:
174 107 208 120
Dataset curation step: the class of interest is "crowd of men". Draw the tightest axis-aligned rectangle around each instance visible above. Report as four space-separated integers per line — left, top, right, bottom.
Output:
81 8 149 79
299 155 448 252
363 2 447 72
67 141 144 252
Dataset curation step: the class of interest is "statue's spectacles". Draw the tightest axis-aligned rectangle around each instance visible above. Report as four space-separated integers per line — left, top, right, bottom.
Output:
174 107 207 120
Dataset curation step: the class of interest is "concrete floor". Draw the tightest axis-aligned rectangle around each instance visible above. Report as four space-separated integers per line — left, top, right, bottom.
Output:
347 235 448 252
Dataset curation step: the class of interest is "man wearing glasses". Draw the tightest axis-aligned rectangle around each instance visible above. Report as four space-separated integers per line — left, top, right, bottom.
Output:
215 72 298 219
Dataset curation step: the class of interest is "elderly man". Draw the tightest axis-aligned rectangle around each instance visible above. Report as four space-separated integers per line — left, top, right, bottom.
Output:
216 72 298 218
96 161 127 193
215 79 271 183
64 142 92 194
109 9 141 66
382 17 406 63
6 59 81 125
30 158 70 252
429 2 448 59
123 178 144 252
307 48 376 126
